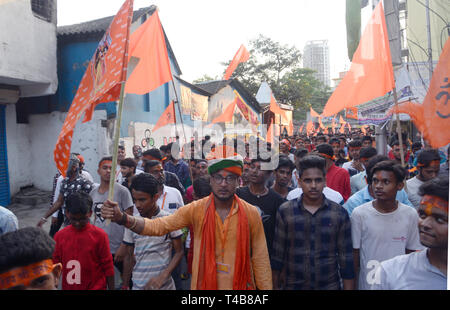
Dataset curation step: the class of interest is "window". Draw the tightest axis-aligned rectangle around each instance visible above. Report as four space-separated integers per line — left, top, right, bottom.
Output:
31 0 53 23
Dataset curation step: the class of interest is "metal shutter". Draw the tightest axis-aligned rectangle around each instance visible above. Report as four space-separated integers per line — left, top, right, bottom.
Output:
0 105 11 206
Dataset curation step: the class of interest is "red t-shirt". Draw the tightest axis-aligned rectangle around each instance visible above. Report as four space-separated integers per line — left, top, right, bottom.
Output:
53 223 115 290
326 164 351 202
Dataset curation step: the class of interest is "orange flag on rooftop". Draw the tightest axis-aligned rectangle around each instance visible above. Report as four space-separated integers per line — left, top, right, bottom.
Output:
339 115 346 124
270 93 286 118
210 99 237 125
54 0 134 177
125 10 173 95
310 107 321 118
322 2 395 117
153 101 176 132
390 38 450 148
224 45 250 80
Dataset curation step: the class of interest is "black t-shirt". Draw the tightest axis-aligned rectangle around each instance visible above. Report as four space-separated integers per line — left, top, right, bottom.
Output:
236 186 286 257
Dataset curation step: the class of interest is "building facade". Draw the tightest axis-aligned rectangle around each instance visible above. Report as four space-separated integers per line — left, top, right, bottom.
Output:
303 40 331 87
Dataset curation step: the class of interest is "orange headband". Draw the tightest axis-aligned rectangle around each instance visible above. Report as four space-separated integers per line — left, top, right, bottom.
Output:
417 160 440 168
98 159 112 168
421 195 448 216
318 153 335 161
0 259 56 289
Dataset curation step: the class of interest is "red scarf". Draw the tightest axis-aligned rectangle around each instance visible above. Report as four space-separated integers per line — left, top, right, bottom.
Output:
197 194 255 290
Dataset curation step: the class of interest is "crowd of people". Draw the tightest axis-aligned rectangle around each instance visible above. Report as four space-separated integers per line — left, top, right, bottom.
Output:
0 128 448 290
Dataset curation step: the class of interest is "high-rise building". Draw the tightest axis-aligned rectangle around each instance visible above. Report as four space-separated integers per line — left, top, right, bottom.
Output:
303 40 330 87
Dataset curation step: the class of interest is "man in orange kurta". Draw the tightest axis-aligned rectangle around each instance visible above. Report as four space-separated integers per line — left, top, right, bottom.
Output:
101 147 272 290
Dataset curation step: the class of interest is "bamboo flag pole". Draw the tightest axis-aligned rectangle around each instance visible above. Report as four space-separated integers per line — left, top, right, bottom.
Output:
392 87 408 192
106 82 127 226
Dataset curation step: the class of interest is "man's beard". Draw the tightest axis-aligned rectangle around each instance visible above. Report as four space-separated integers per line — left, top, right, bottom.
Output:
213 191 234 202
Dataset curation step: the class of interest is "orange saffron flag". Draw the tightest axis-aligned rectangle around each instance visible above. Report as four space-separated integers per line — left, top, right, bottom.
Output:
339 122 346 134
346 107 358 119
318 117 326 130
310 107 321 118
125 10 173 95
306 121 314 136
224 45 250 80
269 93 286 118
299 124 304 134
54 0 134 176
153 101 176 132
210 99 237 125
390 38 450 148
339 115 346 124
322 2 395 117
288 119 294 136
266 122 274 144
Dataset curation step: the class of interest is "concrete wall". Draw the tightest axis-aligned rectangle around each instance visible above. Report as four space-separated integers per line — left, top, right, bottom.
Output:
6 102 108 194
0 0 58 97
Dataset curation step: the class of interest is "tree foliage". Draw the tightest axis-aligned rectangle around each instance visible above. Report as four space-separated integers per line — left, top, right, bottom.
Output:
219 35 331 120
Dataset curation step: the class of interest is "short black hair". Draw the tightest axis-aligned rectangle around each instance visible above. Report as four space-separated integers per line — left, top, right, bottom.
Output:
412 141 423 150
143 148 163 160
118 145 125 150
417 149 441 167
0 227 55 273
418 176 449 202
294 147 308 159
361 135 373 143
297 155 326 178
329 137 340 145
348 140 362 148
391 139 407 147
371 160 406 184
316 135 327 142
144 160 162 173
120 158 137 168
360 147 377 159
193 176 212 199
130 173 161 196
365 155 389 184
276 155 295 172
315 143 334 158
66 191 93 215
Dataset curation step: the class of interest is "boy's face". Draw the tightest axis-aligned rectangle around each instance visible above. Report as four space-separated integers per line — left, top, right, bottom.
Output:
417 195 448 249
98 160 112 183
146 163 165 184
331 142 340 156
2 261 62 290
132 190 159 218
298 168 326 201
419 162 440 181
275 166 293 188
67 211 92 231
249 161 270 185
371 170 403 201
362 139 372 148
348 147 361 160
195 162 208 177
120 165 134 178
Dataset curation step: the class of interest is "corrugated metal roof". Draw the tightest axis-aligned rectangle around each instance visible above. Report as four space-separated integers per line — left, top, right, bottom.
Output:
58 6 156 36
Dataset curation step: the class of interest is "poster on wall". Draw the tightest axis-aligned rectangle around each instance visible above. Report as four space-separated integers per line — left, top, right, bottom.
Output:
191 92 209 121
180 85 192 115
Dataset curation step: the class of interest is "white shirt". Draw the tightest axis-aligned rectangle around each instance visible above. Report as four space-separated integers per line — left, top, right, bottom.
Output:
370 249 447 290
351 201 424 290
350 171 367 195
286 187 344 205
406 176 425 209
157 185 184 214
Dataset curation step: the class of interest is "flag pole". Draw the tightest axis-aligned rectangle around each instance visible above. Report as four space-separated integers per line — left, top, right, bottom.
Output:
106 82 127 225
170 79 187 145
392 87 408 192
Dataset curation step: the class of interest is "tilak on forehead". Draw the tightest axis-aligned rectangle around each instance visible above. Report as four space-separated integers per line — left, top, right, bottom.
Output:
0 259 57 290
99 159 113 168
421 195 449 216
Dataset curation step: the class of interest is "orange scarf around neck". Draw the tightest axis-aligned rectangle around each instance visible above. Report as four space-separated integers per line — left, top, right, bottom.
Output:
197 194 255 290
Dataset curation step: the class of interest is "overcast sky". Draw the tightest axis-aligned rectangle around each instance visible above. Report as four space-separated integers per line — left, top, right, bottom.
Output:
58 0 352 83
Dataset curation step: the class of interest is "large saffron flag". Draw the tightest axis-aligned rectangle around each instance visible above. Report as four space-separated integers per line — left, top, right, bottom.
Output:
390 38 450 148
54 0 134 176
224 45 250 80
310 107 321 118
125 10 173 95
210 99 237 125
269 93 286 118
322 1 395 116
153 101 176 132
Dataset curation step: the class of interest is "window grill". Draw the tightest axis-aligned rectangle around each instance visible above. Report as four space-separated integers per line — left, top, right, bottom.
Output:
31 0 53 23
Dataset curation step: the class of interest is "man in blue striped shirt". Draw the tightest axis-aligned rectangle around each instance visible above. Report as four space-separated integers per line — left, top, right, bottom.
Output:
271 155 355 290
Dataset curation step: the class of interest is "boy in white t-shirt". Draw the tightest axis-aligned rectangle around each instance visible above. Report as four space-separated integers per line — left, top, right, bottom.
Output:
351 160 423 290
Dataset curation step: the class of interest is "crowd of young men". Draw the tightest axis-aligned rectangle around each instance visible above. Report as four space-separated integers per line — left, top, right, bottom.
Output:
0 128 448 291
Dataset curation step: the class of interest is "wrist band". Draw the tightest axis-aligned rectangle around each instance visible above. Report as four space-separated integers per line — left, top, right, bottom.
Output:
130 217 138 230
118 213 127 226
